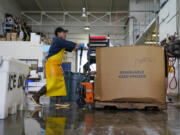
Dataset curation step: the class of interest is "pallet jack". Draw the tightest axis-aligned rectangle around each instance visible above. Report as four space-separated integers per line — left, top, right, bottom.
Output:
77 35 110 109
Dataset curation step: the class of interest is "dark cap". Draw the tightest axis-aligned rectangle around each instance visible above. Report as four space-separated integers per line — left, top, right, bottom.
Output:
55 27 68 36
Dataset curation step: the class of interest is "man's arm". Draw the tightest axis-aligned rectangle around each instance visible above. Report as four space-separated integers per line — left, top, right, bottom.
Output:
58 38 81 52
74 43 82 50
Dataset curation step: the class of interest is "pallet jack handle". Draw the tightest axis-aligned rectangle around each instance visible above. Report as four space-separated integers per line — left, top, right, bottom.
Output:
79 48 83 73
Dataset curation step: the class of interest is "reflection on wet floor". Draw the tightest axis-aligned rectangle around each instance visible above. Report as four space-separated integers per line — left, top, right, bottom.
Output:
0 103 180 135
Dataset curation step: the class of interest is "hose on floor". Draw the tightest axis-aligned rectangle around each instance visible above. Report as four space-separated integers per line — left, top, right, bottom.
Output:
168 57 177 90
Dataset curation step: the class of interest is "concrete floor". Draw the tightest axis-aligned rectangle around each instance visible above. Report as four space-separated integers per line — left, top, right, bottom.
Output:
0 103 180 135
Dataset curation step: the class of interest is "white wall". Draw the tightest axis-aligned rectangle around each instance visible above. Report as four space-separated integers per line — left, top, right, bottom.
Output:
129 0 159 22
129 0 159 44
159 0 177 42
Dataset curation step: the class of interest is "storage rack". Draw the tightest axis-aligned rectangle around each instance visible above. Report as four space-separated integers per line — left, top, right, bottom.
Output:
86 34 110 81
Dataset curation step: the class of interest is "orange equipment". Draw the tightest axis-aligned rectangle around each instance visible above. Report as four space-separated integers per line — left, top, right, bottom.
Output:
81 82 94 103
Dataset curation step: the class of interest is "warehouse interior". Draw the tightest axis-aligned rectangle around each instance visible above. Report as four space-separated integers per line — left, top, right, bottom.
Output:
0 0 180 134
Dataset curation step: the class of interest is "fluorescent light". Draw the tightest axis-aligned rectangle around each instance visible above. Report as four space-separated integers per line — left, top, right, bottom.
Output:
145 41 159 44
84 26 90 30
82 13 87 17
152 34 159 37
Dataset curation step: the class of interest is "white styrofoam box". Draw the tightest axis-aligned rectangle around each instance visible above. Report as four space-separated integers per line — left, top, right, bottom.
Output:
30 75 39 78
28 82 46 87
0 56 29 119
41 79 46 83
29 70 39 78
30 70 37 76
28 87 41 92
28 82 37 87
37 82 46 87
30 33 41 44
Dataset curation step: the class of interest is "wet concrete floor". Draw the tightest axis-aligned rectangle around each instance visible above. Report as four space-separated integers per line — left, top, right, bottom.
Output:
0 103 180 135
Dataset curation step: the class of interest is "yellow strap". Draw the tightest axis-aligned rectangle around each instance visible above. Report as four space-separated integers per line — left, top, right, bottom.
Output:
48 48 65 61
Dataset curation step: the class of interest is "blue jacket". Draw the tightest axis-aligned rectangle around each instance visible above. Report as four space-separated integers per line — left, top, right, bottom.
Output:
47 37 76 59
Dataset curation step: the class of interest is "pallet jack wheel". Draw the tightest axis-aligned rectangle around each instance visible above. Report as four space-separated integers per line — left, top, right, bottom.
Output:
87 103 94 110
77 97 86 107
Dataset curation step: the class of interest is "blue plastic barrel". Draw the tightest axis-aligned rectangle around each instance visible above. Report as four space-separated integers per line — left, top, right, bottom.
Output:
61 63 71 71
70 73 86 101
61 71 72 101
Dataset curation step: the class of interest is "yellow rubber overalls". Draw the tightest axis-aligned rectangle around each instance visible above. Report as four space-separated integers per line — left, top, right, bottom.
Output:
45 48 66 97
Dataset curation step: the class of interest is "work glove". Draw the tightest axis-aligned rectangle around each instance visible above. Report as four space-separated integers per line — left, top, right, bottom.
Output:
78 43 85 49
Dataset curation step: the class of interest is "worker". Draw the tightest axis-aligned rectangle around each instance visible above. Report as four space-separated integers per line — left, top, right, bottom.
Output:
31 27 84 107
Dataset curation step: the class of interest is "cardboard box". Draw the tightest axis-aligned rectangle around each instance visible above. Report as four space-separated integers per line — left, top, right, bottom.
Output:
11 33 17 41
6 32 17 41
95 46 166 103
30 64 38 70
17 37 23 41
6 33 11 41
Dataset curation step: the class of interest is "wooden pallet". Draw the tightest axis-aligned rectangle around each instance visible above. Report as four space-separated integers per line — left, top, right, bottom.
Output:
95 101 167 110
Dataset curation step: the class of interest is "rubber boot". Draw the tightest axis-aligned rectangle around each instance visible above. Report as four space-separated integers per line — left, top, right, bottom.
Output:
31 85 46 106
55 96 70 108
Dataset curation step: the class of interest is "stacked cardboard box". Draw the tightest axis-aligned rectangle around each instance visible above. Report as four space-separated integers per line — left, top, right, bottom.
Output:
95 46 166 104
6 32 17 41
6 33 11 41
11 33 17 41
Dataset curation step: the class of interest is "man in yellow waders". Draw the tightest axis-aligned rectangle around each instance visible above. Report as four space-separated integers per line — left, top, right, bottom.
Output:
31 27 84 107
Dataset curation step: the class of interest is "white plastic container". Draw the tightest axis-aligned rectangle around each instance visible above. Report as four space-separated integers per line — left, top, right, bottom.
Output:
30 33 41 44
0 56 29 119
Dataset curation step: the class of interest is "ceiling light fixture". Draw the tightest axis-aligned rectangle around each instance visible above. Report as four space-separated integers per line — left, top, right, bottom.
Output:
82 7 87 17
152 34 159 37
145 41 159 44
84 26 90 30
